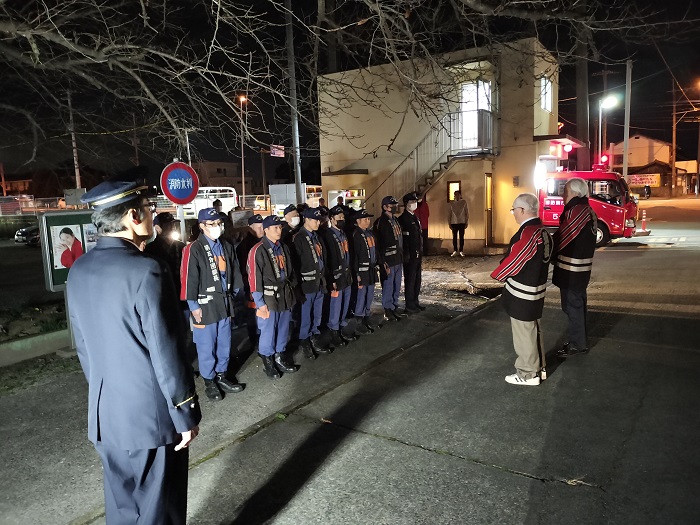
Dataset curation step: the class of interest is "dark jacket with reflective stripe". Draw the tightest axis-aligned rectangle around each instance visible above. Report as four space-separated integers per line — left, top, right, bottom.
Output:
352 226 379 286
293 228 326 294
320 226 353 290
552 196 596 291
247 238 297 311
398 210 423 262
374 213 403 267
491 218 552 321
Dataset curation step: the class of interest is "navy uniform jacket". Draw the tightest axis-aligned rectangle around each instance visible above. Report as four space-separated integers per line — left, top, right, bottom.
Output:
292 228 326 294
491 218 553 322
352 226 379 286
67 236 201 450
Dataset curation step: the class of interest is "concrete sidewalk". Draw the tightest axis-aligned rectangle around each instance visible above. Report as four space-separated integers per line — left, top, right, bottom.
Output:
3 285 700 524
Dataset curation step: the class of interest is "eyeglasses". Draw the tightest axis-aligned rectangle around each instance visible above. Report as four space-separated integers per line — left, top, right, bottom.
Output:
203 220 223 227
510 207 524 214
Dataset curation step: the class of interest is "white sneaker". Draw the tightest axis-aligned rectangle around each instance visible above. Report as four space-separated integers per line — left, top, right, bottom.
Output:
450 251 457 257
459 252 464 257
505 373 540 386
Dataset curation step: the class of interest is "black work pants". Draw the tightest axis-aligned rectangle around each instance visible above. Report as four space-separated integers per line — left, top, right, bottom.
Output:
450 223 466 252
422 228 429 255
403 257 422 309
559 287 588 349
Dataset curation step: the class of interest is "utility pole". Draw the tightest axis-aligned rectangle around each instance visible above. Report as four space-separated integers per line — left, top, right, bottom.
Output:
671 80 676 198
131 113 140 166
66 90 82 188
575 40 591 170
622 60 632 180
286 0 304 204
260 148 268 209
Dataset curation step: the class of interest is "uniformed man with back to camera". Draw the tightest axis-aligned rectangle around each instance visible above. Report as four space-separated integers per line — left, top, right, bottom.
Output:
320 205 358 347
235 213 265 351
375 195 405 322
351 209 379 334
293 207 334 358
181 208 244 401
247 215 299 379
398 192 425 314
490 193 552 386
281 203 300 246
66 179 201 525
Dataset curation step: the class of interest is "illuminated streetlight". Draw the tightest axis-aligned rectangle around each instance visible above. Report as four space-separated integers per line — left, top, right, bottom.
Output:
598 94 619 164
239 95 247 207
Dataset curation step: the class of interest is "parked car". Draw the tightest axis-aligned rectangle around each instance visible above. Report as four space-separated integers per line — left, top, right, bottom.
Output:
26 227 41 247
14 225 39 243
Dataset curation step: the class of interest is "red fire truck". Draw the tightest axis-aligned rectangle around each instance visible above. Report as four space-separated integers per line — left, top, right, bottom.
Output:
538 166 638 247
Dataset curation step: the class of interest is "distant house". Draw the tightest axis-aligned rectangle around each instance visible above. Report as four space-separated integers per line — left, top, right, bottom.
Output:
611 134 696 196
317 38 575 251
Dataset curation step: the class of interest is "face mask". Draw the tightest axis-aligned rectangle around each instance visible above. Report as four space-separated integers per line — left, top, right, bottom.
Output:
335 220 345 230
390 205 398 214
407 202 418 212
290 216 300 227
207 226 222 240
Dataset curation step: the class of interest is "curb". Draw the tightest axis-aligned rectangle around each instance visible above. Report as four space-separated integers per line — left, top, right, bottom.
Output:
0 329 71 367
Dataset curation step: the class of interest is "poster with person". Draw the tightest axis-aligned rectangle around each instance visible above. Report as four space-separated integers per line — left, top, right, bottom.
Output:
51 225 84 269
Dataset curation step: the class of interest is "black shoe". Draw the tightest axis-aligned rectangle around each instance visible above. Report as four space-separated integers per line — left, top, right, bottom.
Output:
311 334 333 354
390 309 404 321
215 373 244 393
354 317 371 335
260 354 281 379
416 304 426 311
364 316 378 331
404 306 420 315
329 329 348 347
274 352 298 373
204 379 222 401
340 328 358 342
556 343 589 358
300 338 316 360
384 308 398 322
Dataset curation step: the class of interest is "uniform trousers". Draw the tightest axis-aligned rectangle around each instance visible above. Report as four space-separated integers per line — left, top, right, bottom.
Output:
192 317 231 380
328 286 352 330
256 309 292 356
300 291 324 340
559 287 588 349
381 264 403 310
403 258 422 309
95 441 189 525
510 317 546 380
355 284 375 317
422 229 429 255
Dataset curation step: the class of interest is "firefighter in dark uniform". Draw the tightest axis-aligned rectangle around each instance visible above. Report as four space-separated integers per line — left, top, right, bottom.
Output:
375 195 405 322
552 177 597 357
181 208 244 401
235 213 265 351
247 215 299 379
351 209 379 334
293 207 333 358
281 203 300 246
491 193 553 386
145 211 188 312
66 179 201 525
398 192 425 314
320 205 358 346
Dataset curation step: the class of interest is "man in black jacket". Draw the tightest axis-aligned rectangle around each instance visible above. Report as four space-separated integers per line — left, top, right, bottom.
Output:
281 203 300 246
320 205 357 346
552 178 597 357
67 179 201 524
181 208 244 401
352 209 379 334
375 195 405 321
398 192 424 314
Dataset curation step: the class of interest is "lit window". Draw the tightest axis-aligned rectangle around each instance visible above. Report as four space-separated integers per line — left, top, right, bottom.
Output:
540 77 552 113
448 181 461 201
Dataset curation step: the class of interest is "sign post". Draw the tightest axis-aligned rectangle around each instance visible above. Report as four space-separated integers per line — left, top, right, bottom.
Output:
160 162 200 241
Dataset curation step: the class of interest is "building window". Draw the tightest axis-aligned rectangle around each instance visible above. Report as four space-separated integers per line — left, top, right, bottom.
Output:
461 79 491 149
540 76 552 113
448 181 461 201
613 154 623 165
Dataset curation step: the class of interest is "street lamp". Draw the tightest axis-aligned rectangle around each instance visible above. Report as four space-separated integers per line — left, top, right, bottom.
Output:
598 94 619 164
239 95 247 207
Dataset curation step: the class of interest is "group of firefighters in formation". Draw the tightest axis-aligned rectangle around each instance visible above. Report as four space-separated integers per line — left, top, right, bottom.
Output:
161 191 427 402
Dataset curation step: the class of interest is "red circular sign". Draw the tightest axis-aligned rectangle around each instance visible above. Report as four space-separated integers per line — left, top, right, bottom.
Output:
160 162 200 205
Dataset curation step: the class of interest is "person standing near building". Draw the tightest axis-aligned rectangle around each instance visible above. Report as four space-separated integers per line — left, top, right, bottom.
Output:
375 195 405 322
352 209 379 334
235 214 265 351
490 193 552 386
448 190 469 256
398 192 425 314
414 192 430 256
293 207 333 358
67 179 201 525
320 205 357 346
181 208 244 401
247 215 299 379
552 178 597 358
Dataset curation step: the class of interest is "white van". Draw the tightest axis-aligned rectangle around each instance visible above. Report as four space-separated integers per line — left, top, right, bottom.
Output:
183 187 238 218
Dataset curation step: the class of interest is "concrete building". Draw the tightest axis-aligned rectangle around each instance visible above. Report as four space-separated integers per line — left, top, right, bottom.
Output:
317 38 573 252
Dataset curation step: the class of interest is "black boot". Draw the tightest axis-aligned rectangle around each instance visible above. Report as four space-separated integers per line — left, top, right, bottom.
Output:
354 316 371 335
274 352 298 373
204 379 222 401
215 372 244 393
384 308 398 322
340 327 358 342
311 334 333 354
329 329 347 348
300 338 316 360
260 354 281 379
364 316 377 331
